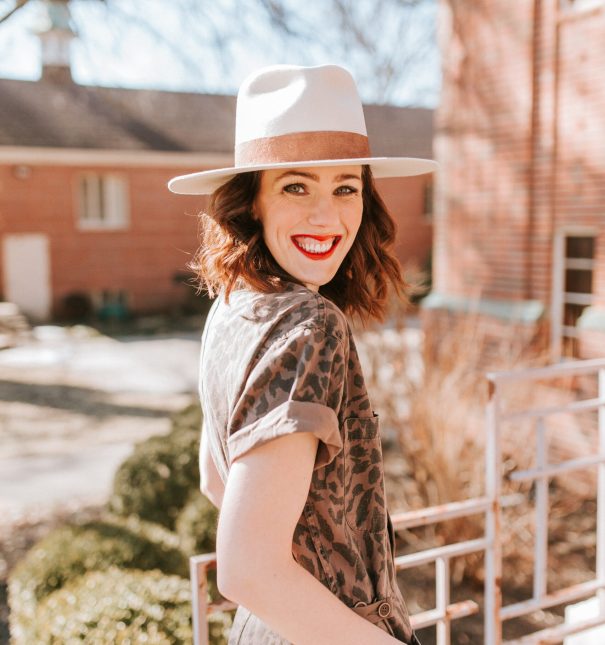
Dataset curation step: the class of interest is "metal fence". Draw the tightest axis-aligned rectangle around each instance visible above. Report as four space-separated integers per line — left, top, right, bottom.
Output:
484 357 605 644
190 357 605 644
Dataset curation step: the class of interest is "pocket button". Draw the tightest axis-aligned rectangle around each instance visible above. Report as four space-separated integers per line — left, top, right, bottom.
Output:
378 601 391 618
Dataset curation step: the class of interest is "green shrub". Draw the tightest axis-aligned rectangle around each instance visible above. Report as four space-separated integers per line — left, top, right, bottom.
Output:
109 404 202 530
28 566 232 645
8 514 188 638
175 490 218 557
29 567 195 644
175 490 222 604
170 402 203 435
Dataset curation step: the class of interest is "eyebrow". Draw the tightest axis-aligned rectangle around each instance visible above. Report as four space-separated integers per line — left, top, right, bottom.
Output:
272 170 362 183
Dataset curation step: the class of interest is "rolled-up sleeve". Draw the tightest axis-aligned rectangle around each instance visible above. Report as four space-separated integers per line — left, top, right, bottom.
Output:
227 325 346 471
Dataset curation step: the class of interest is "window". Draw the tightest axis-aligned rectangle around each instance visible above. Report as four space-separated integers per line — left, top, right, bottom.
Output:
78 173 129 230
92 289 130 321
423 181 434 221
551 230 596 360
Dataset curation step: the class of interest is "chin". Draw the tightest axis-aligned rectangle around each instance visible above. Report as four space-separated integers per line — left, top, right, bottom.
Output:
302 276 334 289
288 265 338 289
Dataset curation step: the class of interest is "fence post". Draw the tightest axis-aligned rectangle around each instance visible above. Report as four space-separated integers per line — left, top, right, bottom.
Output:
485 376 502 644
190 555 210 645
598 369 605 618
533 416 549 602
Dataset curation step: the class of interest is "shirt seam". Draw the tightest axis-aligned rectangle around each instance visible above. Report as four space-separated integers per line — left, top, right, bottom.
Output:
226 290 347 438
267 292 345 349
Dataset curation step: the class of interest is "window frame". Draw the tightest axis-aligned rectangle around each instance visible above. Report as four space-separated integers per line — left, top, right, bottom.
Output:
423 179 434 222
550 226 598 361
76 172 130 231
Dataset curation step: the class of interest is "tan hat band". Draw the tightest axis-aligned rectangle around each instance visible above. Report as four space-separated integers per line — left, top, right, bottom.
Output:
235 131 371 166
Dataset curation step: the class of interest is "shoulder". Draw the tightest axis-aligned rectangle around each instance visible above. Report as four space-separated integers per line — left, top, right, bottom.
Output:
265 283 348 347
210 282 349 353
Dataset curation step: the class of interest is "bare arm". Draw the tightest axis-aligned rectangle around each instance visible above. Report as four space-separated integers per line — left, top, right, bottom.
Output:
216 431 402 645
199 419 225 509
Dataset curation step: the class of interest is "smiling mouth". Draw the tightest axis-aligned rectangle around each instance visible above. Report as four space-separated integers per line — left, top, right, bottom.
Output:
291 235 341 260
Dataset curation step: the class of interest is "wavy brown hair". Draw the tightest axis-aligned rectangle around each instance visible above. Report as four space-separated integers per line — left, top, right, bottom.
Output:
187 165 412 325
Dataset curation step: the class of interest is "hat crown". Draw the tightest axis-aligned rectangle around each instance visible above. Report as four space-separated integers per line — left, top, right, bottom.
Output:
235 64 368 144
167 63 438 195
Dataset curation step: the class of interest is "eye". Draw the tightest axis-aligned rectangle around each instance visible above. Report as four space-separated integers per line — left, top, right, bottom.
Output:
283 183 306 194
334 185 358 195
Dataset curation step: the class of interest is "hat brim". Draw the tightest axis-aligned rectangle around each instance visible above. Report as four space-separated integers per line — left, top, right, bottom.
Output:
167 156 438 195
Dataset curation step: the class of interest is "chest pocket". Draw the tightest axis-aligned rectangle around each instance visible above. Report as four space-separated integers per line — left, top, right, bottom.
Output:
343 414 388 534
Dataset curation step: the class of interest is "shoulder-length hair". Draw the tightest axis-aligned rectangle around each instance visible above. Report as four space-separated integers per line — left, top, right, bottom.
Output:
187 165 412 325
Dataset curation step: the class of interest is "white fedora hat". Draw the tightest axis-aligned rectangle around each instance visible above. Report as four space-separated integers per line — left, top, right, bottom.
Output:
167 63 438 195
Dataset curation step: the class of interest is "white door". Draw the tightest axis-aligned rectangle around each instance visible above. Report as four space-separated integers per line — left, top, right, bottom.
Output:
2 234 52 321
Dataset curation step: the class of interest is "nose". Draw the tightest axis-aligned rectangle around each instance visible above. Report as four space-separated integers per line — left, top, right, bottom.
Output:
306 192 339 228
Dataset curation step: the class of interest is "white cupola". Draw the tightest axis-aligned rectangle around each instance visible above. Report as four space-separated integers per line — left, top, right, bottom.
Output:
35 0 76 83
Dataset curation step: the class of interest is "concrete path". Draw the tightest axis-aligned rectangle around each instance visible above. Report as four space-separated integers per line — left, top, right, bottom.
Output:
0 325 202 526
0 319 424 526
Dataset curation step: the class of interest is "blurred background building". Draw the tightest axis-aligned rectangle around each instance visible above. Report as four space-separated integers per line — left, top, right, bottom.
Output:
0 1 435 326
423 0 605 362
1 0 604 363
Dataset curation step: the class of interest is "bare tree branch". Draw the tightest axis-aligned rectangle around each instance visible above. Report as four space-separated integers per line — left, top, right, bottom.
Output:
0 0 30 26
103 0 205 76
254 0 303 37
0 0 438 105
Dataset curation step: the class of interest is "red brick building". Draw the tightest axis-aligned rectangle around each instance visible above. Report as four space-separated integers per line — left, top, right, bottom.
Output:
424 0 605 361
0 61 434 324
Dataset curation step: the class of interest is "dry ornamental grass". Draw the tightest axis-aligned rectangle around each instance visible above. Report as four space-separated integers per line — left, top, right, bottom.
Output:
354 295 599 640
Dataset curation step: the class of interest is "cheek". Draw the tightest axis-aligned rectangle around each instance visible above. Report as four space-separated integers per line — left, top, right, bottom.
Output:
348 205 364 235
258 213 284 252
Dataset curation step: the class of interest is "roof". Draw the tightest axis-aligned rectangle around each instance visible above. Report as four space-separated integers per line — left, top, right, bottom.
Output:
0 77 433 158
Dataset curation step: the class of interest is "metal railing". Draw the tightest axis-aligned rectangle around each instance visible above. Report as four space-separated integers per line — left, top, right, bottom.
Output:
485 357 605 644
190 357 605 645
189 554 237 645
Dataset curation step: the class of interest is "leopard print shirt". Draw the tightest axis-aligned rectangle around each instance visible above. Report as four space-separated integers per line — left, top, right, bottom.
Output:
199 279 414 644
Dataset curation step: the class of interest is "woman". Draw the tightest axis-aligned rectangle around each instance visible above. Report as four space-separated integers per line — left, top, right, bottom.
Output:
168 64 436 645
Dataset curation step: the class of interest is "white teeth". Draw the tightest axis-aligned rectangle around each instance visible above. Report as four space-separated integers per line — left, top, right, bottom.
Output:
293 237 336 254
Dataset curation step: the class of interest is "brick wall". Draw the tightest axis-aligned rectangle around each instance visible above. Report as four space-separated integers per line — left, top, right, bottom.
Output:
432 0 605 361
376 175 433 275
0 162 431 321
435 0 535 300
556 4 605 308
0 164 203 319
